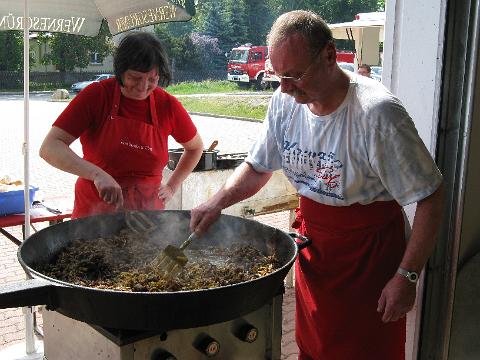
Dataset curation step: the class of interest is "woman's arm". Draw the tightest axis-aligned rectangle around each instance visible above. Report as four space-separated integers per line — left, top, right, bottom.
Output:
39 126 123 207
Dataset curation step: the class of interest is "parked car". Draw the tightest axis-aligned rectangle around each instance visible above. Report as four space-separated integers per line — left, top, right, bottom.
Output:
70 74 114 93
370 66 383 81
337 62 355 73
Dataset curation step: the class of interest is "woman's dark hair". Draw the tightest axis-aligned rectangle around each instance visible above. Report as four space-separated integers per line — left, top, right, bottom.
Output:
114 32 172 87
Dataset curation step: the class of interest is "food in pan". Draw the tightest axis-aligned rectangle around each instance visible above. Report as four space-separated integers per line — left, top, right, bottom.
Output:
38 228 280 292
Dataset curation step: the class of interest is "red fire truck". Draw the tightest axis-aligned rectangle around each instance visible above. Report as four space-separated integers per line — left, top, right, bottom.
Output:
336 50 355 63
226 44 268 89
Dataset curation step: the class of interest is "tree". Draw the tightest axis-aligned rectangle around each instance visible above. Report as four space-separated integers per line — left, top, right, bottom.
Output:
39 21 113 72
0 31 23 71
171 34 203 70
223 0 248 49
190 32 223 70
203 0 226 44
244 0 273 44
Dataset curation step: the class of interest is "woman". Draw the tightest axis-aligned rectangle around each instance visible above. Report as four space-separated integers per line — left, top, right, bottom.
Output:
40 32 203 218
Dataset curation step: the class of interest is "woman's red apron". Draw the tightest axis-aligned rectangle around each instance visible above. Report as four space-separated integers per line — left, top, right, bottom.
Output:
72 83 167 218
292 196 406 360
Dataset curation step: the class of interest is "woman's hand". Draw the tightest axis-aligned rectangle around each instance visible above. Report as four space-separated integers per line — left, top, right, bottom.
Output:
158 183 174 203
92 171 124 209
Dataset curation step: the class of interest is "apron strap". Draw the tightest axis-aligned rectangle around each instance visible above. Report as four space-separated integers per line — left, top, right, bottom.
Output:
149 91 158 125
111 82 121 117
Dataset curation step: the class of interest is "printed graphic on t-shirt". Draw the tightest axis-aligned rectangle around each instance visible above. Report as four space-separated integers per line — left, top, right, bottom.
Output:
282 139 344 200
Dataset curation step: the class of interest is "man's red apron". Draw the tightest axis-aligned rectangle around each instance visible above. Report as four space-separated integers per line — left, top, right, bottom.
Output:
293 196 406 360
72 83 167 218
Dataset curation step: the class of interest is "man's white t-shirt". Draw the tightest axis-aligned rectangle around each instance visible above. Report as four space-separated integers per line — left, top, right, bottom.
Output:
246 74 443 207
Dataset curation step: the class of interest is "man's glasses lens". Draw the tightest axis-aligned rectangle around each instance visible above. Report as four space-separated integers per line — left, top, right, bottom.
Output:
274 44 326 82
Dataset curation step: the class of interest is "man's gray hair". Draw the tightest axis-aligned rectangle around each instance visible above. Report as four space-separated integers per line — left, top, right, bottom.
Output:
267 10 333 57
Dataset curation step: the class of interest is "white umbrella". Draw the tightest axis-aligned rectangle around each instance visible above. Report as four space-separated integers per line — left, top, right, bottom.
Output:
0 0 195 357
2 0 196 36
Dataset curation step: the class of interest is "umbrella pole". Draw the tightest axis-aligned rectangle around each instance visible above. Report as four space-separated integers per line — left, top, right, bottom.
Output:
23 0 38 356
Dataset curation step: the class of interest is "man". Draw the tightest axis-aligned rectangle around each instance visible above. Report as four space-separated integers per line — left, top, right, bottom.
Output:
358 63 372 77
190 10 444 360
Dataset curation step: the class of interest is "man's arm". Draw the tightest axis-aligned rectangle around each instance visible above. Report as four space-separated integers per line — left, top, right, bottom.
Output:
377 182 445 322
190 162 272 234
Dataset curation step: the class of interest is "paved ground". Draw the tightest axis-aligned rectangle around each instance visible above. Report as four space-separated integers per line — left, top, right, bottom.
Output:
0 94 298 358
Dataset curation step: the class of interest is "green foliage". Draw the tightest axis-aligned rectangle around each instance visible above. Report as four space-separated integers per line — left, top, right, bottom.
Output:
0 31 23 71
0 1 383 73
171 35 203 70
166 80 242 94
203 0 227 43
39 21 113 72
303 0 379 23
155 27 203 70
176 95 268 120
223 0 249 49
192 0 380 51
0 31 36 71
377 0 385 11
165 80 270 121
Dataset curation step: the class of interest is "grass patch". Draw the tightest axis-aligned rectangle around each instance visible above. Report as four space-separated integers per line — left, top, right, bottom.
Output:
177 95 269 121
166 80 273 95
166 80 241 95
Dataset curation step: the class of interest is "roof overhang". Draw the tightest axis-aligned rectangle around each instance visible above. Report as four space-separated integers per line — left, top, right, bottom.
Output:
329 15 385 42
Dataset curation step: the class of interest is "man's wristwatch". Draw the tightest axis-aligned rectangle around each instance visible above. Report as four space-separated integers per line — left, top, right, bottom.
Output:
397 267 419 283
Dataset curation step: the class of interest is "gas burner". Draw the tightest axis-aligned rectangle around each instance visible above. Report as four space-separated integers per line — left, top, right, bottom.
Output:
42 292 283 360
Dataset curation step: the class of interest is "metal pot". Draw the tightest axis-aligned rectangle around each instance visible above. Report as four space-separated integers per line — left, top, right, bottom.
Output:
167 148 218 172
0 210 309 331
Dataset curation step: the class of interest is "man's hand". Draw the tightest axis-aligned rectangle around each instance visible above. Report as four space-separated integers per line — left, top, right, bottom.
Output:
190 200 223 235
377 274 416 322
190 163 273 235
92 171 123 209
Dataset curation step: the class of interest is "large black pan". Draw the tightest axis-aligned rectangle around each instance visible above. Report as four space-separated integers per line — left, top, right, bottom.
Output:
0 210 309 331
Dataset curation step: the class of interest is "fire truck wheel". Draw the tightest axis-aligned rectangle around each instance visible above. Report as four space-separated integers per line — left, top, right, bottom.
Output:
255 74 269 91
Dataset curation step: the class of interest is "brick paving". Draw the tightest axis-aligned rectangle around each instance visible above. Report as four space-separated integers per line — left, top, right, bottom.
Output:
255 212 299 359
0 96 298 358
0 229 35 350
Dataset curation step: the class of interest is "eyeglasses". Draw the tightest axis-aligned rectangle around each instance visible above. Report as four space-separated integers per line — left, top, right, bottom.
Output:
274 45 324 82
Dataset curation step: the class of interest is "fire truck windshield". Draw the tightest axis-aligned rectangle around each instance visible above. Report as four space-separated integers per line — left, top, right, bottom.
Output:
229 50 249 63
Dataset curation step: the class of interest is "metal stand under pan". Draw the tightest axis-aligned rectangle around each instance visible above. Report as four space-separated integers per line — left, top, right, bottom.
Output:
42 293 283 360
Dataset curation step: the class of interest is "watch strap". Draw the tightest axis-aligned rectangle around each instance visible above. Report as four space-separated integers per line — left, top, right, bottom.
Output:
397 267 419 283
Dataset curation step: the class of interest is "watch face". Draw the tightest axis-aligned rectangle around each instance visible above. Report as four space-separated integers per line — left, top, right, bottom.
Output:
398 268 419 283
408 272 419 282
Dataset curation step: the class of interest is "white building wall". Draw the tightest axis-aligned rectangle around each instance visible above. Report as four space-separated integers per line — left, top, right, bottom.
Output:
382 1 448 359
383 0 447 153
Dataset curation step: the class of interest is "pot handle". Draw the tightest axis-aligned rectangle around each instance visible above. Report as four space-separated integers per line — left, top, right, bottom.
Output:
0 278 58 310
288 232 311 250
